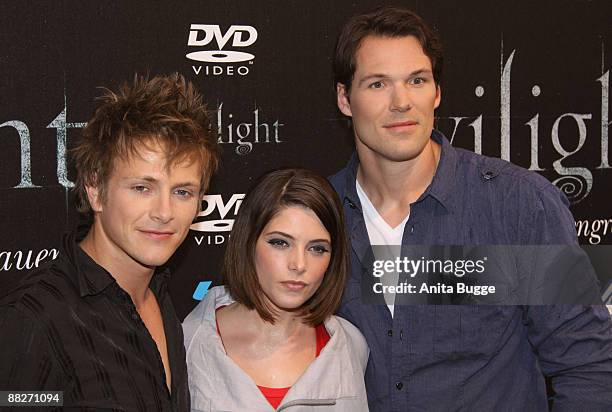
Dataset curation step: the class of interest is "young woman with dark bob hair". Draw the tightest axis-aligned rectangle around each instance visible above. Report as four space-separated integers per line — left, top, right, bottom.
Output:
183 168 369 411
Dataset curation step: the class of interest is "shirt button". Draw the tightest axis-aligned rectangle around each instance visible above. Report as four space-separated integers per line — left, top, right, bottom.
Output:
387 329 393 337
482 170 496 180
410 225 415 234
396 382 403 390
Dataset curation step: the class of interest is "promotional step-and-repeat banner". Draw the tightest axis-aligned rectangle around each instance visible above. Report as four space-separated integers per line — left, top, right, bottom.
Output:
1 0 610 319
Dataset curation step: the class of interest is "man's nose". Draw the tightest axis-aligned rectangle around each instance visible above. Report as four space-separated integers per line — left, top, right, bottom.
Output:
390 85 413 112
151 192 173 223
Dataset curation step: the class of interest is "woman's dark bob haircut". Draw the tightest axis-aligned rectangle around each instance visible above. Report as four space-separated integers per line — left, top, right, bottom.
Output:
223 168 349 326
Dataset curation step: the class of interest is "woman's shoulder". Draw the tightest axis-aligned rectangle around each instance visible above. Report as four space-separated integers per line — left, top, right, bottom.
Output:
327 315 369 367
328 315 364 338
182 285 233 348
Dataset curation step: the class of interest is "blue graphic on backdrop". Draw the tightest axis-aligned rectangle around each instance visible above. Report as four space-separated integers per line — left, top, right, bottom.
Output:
193 281 212 301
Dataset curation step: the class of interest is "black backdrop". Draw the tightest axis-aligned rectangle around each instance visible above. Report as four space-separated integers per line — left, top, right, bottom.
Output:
1 0 610 319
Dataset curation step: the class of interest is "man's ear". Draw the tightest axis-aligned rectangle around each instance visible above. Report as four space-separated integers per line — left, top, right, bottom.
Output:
85 184 103 213
434 84 442 109
336 83 353 117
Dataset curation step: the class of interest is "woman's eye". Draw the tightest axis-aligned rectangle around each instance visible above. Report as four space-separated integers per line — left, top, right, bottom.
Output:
310 245 330 255
267 239 289 248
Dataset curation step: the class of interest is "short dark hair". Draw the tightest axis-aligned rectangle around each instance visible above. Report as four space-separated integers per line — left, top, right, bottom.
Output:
223 169 349 326
333 6 443 93
73 73 219 215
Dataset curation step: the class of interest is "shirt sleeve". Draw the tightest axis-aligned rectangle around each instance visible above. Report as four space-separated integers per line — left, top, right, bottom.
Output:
0 305 59 390
520 179 578 245
525 305 612 410
523 183 612 410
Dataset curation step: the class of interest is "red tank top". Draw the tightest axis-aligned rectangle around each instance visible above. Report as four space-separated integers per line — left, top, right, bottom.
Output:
257 324 330 409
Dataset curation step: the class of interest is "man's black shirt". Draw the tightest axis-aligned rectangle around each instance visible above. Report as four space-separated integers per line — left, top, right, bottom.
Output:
0 231 189 411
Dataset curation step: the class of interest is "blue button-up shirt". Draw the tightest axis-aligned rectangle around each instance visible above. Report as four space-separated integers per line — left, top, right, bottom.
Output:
330 130 612 411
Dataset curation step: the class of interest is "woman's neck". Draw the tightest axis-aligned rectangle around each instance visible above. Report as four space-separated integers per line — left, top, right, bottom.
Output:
228 302 311 344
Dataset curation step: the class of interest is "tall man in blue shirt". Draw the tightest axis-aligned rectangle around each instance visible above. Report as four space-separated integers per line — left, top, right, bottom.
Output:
330 6 612 411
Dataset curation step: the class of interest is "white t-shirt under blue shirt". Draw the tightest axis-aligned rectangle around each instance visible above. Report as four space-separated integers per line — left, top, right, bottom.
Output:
355 179 409 317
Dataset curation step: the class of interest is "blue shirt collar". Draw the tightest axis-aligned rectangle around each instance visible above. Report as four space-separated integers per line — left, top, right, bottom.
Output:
341 129 457 213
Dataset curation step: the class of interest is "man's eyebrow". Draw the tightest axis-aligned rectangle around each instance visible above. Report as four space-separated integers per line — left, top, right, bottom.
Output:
173 181 201 189
123 175 159 183
358 73 388 86
123 176 200 188
357 68 434 86
409 69 433 77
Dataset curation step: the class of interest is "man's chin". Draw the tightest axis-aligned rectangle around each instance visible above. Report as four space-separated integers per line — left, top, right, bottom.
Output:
132 253 174 270
379 147 428 162
359 136 432 163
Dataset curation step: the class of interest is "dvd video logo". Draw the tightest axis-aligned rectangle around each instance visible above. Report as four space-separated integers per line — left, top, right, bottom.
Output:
187 24 257 76
191 193 245 245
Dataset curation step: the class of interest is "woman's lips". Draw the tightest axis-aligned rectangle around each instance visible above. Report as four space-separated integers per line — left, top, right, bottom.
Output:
280 280 308 291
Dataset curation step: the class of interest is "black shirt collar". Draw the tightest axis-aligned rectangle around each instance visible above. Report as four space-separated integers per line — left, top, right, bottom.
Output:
62 229 170 298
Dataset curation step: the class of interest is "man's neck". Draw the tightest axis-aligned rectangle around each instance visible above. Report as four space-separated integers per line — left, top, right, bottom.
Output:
356 139 441 226
79 226 155 307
